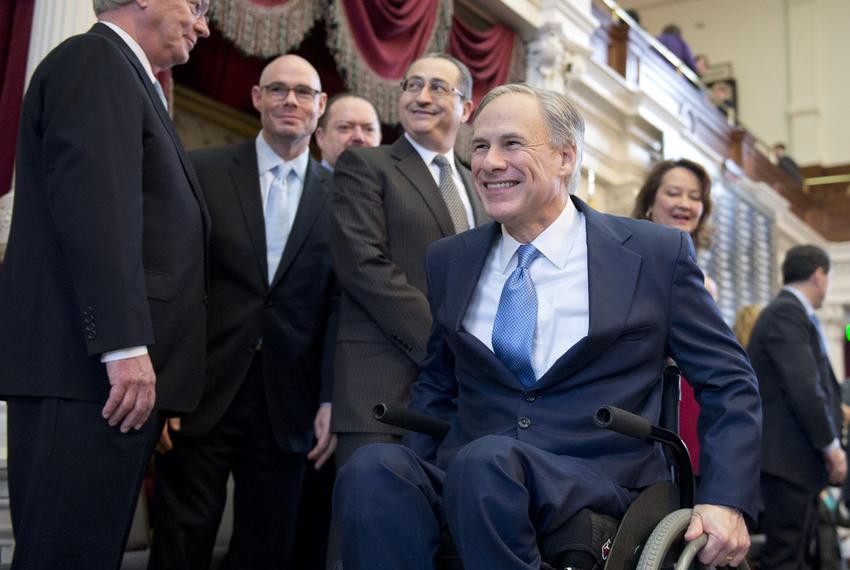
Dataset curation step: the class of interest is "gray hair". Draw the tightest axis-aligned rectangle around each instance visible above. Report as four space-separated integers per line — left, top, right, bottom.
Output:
476 83 585 193
93 0 134 15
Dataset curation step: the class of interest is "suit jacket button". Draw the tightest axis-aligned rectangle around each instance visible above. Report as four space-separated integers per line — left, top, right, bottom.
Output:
86 332 97 340
523 391 537 402
518 416 531 429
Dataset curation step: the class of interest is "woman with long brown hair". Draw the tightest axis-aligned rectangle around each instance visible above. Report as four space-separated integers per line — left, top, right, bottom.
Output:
632 158 716 474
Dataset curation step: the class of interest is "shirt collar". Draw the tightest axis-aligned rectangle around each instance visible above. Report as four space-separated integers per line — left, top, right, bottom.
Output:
255 132 310 182
782 285 815 316
99 21 157 84
404 132 456 174
320 158 333 172
497 198 580 273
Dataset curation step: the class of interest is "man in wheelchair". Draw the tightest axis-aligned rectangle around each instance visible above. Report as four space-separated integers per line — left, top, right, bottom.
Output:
332 83 761 570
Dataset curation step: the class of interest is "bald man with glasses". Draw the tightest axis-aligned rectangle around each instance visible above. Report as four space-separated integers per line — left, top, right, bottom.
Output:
328 53 489 468
149 54 338 570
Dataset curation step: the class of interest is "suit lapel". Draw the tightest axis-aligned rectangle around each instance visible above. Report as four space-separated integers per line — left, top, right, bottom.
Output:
228 142 268 282
270 158 328 288
90 23 211 246
391 137 456 236
536 198 642 389
444 224 500 332
443 224 519 386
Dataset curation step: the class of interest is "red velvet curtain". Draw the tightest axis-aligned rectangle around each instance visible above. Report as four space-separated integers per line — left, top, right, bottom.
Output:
341 0 443 80
449 15 520 109
328 0 452 122
0 0 35 197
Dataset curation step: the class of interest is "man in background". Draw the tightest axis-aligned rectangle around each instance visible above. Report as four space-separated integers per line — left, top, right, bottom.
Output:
315 93 381 171
773 143 805 187
0 0 210 567
749 244 845 569
149 54 338 569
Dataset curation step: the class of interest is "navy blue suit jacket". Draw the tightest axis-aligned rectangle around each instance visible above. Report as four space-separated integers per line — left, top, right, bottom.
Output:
406 197 762 519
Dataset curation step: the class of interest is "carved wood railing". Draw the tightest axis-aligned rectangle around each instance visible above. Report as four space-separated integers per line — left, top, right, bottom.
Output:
591 0 850 242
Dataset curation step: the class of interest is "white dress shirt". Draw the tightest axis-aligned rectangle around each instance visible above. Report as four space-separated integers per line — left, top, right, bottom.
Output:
404 133 475 229
463 199 589 381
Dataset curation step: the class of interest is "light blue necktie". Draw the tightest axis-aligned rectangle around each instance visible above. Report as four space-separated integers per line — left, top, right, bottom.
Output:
265 165 291 284
153 80 168 111
492 244 541 389
810 313 829 357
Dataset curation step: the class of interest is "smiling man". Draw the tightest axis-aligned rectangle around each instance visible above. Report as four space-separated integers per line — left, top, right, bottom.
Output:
148 54 339 569
327 54 488 468
333 83 761 570
0 0 210 568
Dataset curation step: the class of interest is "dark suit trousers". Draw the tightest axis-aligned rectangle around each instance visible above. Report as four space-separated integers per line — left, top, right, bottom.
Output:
149 356 307 570
6 396 160 570
761 473 819 570
333 435 636 570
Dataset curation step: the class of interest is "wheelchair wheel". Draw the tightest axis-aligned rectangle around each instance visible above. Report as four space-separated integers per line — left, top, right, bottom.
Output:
636 509 701 569
636 509 751 570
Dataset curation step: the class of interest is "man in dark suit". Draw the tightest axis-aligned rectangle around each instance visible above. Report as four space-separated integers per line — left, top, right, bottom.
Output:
0 1 210 568
148 54 338 569
329 53 488 467
334 84 761 569
748 244 845 569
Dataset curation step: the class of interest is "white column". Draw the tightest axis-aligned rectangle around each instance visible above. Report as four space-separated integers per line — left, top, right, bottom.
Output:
25 0 96 83
1 0 95 561
785 0 820 164
1 0 94 255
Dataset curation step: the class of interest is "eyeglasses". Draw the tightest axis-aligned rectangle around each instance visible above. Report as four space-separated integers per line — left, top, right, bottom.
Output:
260 83 321 103
187 0 209 21
400 77 465 100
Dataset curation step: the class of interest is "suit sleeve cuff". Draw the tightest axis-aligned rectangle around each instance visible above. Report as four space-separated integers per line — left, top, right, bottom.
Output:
101 346 149 363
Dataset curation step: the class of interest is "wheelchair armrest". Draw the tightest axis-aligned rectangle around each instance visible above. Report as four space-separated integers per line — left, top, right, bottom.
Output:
595 405 695 508
372 403 451 439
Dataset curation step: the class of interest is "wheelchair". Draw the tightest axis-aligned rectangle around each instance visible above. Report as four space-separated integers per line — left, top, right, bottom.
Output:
372 365 752 570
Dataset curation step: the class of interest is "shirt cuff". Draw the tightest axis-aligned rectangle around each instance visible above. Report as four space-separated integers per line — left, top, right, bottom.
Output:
101 346 149 363
822 438 842 453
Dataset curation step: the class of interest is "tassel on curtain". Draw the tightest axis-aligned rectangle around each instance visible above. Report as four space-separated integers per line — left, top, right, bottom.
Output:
209 0 323 57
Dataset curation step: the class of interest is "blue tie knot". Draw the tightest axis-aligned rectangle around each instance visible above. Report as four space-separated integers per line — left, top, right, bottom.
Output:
515 244 540 269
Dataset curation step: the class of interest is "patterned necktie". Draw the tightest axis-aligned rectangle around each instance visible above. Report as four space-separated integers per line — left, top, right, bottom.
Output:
492 244 541 389
432 155 469 233
153 80 168 111
265 165 291 283
809 313 829 357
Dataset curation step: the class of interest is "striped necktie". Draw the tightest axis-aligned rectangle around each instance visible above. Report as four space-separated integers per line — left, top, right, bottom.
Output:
433 154 469 233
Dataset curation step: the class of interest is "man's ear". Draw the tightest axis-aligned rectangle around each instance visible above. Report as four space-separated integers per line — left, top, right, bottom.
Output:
460 99 474 123
251 85 263 113
558 144 577 180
